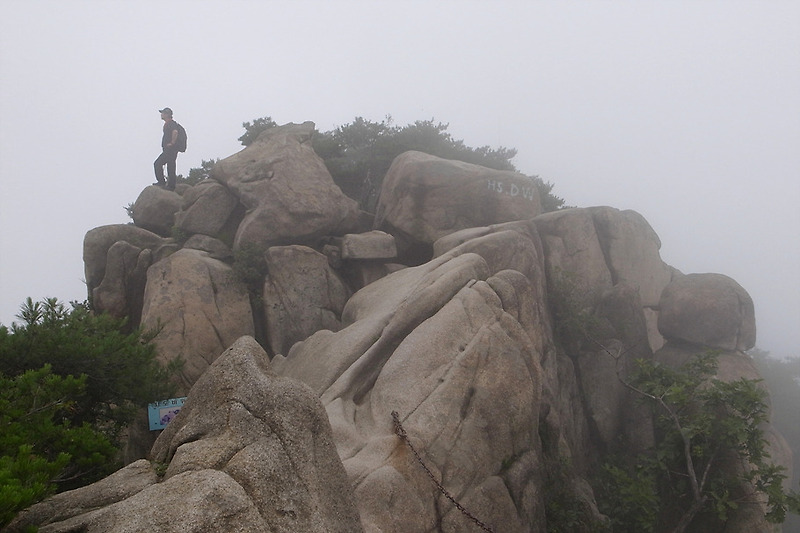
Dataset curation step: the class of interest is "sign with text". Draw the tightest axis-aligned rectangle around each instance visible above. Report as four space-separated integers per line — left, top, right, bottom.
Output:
148 397 187 431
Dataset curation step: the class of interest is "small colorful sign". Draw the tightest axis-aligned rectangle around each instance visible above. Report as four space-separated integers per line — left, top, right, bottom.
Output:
148 397 187 431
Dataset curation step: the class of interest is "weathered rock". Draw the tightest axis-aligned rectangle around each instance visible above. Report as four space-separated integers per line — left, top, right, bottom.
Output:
535 207 612 295
130 185 182 236
91 241 151 323
534 206 674 352
182 234 232 260
658 273 756 351
140 249 254 392
336 230 397 260
576 284 654 455
261 245 350 357
374 151 542 262
174 180 239 238
210 122 360 249
8 337 363 533
83 224 166 295
274 226 550 532
342 262 407 293
6 460 159 532
591 207 672 307
71 130 787 532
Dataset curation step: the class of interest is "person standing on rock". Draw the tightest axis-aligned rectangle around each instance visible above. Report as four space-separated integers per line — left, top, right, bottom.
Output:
154 107 180 191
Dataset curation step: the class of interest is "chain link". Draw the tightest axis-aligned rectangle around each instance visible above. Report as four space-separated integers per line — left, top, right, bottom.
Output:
391 411 496 533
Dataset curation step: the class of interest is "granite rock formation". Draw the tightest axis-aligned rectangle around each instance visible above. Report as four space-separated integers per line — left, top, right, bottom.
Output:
7 336 362 533
62 121 791 532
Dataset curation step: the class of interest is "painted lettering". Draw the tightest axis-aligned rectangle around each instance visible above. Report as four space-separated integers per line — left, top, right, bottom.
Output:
486 179 537 202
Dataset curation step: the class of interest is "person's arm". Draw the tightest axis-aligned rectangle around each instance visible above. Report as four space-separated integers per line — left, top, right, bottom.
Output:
169 127 178 147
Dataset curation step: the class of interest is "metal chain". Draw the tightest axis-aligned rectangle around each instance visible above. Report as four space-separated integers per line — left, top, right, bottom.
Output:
391 411 496 533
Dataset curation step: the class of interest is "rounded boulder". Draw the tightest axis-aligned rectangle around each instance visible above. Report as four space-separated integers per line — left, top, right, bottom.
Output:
657 273 756 351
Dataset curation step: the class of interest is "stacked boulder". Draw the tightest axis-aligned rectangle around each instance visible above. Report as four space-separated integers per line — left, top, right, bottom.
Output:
51 121 789 532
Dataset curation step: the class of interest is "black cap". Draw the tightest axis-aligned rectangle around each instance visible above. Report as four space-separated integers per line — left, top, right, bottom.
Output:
159 107 173 115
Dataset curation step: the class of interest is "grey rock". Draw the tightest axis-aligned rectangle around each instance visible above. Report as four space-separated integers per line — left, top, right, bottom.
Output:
534 206 674 352
658 273 756 351
261 245 350 356
336 230 397 260
130 185 182 237
276 227 550 532
83 224 165 296
375 151 542 260
91 241 151 323
174 180 238 238
8 337 362 533
182 234 232 260
140 249 254 392
210 122 360 250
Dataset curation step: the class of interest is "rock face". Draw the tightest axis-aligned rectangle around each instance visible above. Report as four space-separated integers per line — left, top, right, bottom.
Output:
375 151 542 262
261 245 350 356
534 206 675 352
7 336 363 533
210 122 361 249
69 125 789 532
140 249 255 392
274 226 550 532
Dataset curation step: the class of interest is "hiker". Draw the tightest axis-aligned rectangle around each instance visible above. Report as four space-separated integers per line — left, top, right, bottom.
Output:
153 107 182 191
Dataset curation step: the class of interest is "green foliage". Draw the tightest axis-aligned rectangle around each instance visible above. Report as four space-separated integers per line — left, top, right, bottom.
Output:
544 457 610 533
238 116 277 146
548 267 602 354
180 158 219 186
0 366 117 526
0 298 177 523
314 116 520 212
170 225 191 245
232 243 268 304
532 175 566 213
598 351 800 531
750 349 800 530
594 461 659 533
1 298 175 439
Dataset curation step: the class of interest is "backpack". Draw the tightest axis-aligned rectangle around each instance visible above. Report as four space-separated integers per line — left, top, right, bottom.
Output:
175 122 187 153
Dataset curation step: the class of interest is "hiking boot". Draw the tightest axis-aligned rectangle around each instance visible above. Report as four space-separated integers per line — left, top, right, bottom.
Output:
152 181 166 187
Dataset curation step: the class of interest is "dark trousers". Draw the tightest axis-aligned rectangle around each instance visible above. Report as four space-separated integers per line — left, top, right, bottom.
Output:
154 148 179 190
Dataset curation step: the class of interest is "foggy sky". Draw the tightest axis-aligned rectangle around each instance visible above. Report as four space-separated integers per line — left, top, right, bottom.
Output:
1 1 798 358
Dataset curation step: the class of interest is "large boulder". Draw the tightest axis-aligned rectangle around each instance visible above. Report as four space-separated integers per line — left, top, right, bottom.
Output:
7 336 363 533
273 226 553 532
140 248 254 392
262 245 351 357
130 185 182 237
174 179 239 238
210 122 360 250
374 151 542 262
657 273 756 351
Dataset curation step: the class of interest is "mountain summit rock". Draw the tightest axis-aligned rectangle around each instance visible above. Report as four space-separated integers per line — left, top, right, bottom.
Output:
53 122 793 532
